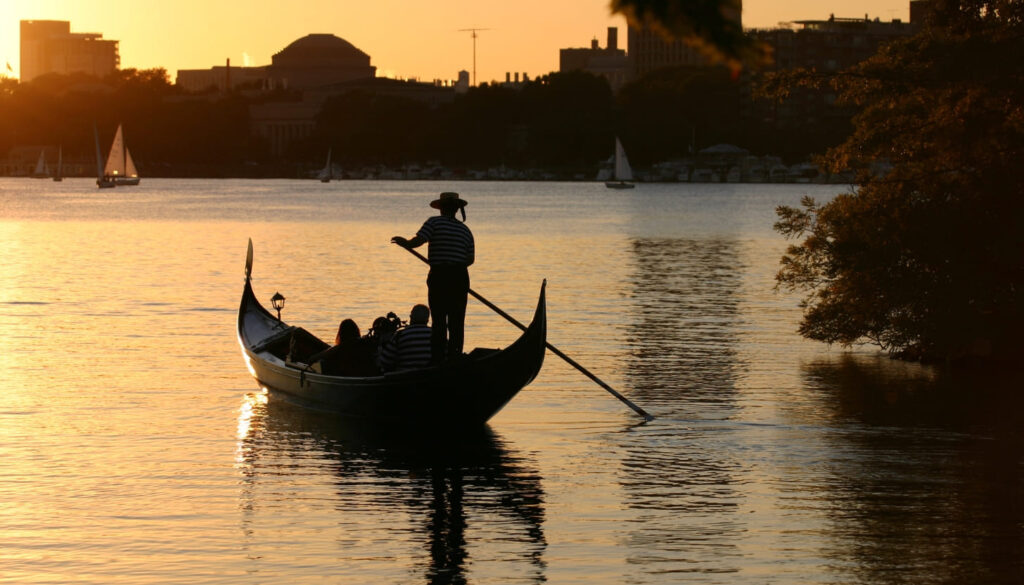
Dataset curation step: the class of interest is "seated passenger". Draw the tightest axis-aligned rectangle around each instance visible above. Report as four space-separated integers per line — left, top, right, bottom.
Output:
335 318 360 346
379 304 433 372
314 319 378 376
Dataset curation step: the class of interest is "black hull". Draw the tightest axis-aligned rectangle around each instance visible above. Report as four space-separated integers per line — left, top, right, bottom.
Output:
237 244 546 427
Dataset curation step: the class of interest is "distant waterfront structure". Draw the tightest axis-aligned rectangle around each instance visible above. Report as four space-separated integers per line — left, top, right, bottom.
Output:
751 11 920 73
749 1 924 138
559 27 628 92
176 59 270 93
267 34 376 90
628 27 712 78
628 2 742 79
19 20 119 82
249 97 322 157
499 71 532 89
181 33 456 156
454 70 470 94
177 33 379 156
177 34 375 93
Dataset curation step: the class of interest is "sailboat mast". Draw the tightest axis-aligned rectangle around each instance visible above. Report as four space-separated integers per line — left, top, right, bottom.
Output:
94 126 103 176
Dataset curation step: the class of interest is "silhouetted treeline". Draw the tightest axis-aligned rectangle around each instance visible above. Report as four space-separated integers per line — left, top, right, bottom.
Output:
0 69 263 176
774 0 1024 365
0 67 849 177
308 71 618 171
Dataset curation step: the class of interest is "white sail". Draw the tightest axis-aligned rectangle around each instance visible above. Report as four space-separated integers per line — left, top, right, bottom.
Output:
103 125 125 177
32 149 49 177
613 137 633 181
318 148 332 182
124 148 138 178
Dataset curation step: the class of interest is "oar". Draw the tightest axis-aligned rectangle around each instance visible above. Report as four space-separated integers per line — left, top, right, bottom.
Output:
398 245 654 422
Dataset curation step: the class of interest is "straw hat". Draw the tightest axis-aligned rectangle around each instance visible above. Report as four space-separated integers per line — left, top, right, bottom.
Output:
430 192 468 209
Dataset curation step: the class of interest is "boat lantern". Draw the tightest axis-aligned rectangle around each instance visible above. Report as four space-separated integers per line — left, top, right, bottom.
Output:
271 292 285 321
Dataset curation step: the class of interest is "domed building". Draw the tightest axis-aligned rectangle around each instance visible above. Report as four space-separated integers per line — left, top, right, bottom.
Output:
267 33 376 90
177 32 456 157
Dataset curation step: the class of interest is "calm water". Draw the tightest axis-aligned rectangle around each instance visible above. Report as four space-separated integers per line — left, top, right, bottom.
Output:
1 178 1022 584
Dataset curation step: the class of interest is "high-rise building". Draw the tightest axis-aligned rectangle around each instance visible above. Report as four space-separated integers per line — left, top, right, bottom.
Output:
746 1 926 157
19 20 119 82
559 28 628 92
753 13 919 74
749 6 923 110
628 1 742 79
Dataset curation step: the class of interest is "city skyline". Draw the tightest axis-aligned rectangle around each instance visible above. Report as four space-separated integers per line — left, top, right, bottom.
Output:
2 1 912 84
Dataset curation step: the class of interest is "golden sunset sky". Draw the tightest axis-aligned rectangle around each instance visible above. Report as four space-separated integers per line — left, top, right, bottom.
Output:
2 1 911 84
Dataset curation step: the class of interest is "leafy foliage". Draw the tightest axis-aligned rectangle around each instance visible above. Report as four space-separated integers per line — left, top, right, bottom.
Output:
521 71 615 167
0 68 260 173
774 0 1024 363
2 66 760 175
617 65 741 164
317 90 433 165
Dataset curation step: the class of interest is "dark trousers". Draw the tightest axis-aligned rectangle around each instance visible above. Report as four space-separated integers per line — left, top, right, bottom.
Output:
427 265 469 361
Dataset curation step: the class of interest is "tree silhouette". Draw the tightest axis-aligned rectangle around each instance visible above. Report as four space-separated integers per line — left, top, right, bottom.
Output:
773 0 1024 363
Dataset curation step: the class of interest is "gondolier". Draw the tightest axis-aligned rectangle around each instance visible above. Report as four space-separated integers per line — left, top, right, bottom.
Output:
237 239 547 426
391 192 475 363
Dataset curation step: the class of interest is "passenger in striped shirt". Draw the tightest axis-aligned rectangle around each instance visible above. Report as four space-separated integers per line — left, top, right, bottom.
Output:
379 304 432 371
391 192 475 362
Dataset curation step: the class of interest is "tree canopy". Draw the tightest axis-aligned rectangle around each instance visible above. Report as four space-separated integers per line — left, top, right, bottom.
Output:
772 0 1024 363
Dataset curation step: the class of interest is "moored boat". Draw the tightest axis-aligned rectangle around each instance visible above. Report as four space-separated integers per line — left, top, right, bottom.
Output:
103 124 141 186
605 136 635 189
237 240 547 427
30 149 50 179
318 148 333 183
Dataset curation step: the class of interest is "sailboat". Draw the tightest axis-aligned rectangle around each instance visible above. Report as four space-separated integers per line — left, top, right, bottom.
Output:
30 149 50 179
52 146 63 182
103 124 141 186
318 148 333 183
605 137 635 189
94 126 115 189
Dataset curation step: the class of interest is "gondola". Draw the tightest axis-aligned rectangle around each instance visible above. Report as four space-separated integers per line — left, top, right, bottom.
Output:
237 240 546 427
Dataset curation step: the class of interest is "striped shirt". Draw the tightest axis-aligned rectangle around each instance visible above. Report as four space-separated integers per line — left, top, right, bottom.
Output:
416 215 475 267
379 324 432 371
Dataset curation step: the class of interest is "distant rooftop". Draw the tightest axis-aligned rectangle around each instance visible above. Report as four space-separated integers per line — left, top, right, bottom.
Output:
273 34 370 65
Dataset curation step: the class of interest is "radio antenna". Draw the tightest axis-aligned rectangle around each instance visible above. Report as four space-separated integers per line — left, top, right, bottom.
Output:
457 28 490 86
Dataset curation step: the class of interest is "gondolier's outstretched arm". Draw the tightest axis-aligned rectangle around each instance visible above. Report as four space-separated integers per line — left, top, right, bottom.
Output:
390 235 424 249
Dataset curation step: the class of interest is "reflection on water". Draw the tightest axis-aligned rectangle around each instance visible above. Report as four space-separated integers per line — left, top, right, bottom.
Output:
801 355 1024 433
624 238 745 411
236 393 547 584
617 238 747 575
801 356 1024 585
4 180 1023 584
